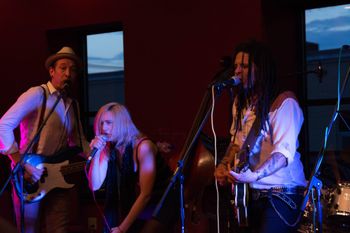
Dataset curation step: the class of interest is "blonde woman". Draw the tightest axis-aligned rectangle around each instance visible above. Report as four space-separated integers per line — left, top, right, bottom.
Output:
88 102 170 233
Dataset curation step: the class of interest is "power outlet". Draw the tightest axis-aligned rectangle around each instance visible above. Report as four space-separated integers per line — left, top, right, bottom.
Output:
88 217 97 230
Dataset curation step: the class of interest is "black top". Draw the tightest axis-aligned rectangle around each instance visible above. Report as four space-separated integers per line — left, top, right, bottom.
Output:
103 138 172 232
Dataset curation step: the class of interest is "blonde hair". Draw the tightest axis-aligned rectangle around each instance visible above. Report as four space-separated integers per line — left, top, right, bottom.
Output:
93 102 140 148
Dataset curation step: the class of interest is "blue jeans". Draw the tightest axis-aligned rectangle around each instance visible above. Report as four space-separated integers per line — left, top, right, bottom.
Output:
249 193 303 233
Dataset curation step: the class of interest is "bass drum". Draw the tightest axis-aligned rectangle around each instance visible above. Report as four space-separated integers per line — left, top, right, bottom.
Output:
327 182 350 228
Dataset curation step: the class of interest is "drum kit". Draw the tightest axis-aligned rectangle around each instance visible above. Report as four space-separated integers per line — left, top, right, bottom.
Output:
298 182 350 233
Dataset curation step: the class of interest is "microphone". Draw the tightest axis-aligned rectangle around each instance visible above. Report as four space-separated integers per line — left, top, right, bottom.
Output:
63 80 71 88
61 80 72 96
213 76 241 88
87 135 108 163
315 61 325 83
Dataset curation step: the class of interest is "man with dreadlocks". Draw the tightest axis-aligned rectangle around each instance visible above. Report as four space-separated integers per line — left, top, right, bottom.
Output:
214 40 307 233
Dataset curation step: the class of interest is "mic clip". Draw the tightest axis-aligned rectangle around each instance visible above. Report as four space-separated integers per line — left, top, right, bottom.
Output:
210 76 242 90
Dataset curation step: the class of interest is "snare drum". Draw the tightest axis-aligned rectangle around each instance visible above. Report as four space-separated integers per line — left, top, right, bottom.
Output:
328 182 350 225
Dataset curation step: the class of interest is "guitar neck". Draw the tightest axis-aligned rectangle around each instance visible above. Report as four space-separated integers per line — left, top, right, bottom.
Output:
234 150 248 173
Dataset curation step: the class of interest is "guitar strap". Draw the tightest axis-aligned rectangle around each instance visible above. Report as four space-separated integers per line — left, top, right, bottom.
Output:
243 91 296 170
31 85 47 153
237 114 261 171
32 85 83 152
71 99 83 148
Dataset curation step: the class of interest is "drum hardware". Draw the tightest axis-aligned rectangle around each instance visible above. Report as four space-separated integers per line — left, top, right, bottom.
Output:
299 184 350 233
326 182 350 230
297 202 314 233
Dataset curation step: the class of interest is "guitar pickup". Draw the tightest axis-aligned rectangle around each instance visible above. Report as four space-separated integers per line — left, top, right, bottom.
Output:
40 167 48 183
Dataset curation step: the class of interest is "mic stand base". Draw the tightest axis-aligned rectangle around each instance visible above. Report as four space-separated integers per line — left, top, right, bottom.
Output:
301 176 323 233
153 160 186 233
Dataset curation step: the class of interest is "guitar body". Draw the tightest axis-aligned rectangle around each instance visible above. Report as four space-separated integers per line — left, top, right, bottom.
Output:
229 113 261 228
14 146 83 203
233 182 249 227
231 149 250 227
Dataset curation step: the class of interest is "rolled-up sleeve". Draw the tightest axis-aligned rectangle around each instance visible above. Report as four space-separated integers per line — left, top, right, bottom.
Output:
270 98 304 163
0 87 42 154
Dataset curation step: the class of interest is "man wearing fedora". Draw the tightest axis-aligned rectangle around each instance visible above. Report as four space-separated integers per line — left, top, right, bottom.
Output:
0 46 90 233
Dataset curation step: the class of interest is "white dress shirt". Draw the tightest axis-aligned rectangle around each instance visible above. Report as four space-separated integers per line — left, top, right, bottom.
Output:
0 81 88 157
230 92 307 189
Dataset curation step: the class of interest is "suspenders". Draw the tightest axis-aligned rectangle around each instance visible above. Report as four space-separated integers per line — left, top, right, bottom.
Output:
31 85 83 153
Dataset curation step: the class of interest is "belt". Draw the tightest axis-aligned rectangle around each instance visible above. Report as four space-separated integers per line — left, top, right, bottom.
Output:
251 186 305 200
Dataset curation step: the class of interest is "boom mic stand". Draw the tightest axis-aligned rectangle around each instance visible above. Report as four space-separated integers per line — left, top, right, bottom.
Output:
152 68 234 233
0 83 70 233
299 61 350 233
287 61 325 82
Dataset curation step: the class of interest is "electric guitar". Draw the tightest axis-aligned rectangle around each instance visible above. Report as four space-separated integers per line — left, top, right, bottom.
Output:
14 146 85 203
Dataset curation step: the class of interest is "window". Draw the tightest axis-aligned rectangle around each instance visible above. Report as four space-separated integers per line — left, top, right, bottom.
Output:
46 23 124 140
305 3 350 153
86 31 125 138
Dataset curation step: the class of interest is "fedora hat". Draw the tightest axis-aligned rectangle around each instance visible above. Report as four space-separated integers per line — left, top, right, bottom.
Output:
45 46 82 70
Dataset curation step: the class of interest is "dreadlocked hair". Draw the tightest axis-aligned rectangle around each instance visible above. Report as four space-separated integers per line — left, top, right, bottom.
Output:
232 40 277 139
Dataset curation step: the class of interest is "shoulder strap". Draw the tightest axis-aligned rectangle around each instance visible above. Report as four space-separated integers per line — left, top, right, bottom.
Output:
71 99 83 148
270 91 297 112
241 116 260 153
235 116 261 171
137 137 150 147
132 137 151 171
135 137 150 158
32 85 47 153
236 91 298 171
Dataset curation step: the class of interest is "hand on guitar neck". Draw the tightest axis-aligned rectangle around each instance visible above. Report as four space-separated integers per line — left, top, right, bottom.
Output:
214 142 240 185
214 163 231 185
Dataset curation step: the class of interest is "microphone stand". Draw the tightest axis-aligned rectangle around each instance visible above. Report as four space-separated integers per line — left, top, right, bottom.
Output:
299 61 350 233
287 61 324 82
153 68 233 233
0 86 69 233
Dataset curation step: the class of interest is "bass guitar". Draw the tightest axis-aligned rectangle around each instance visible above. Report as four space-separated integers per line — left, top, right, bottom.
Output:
14 146 85 203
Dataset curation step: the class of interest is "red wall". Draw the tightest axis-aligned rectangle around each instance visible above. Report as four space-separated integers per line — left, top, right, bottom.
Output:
0 0 303 183
123 0 264 149
0 0 126 111
0 0 267 151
